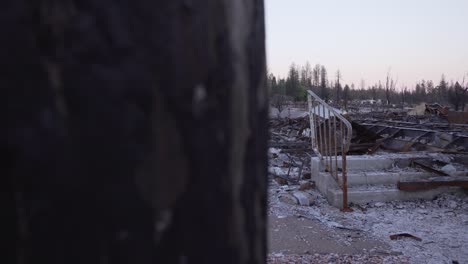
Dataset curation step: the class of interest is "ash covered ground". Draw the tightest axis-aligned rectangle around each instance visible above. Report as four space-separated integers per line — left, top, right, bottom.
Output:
267 107 468 263
267 175 468 263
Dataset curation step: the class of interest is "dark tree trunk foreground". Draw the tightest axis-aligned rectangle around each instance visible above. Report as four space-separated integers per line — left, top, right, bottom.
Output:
2 1 267 263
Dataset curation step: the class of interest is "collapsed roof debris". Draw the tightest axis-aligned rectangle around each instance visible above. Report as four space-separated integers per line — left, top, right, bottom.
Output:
351 119 468 154
408 103 468 124
269 116 313 188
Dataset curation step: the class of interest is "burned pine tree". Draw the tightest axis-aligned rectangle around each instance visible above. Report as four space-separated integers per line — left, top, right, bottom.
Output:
2 1 267 263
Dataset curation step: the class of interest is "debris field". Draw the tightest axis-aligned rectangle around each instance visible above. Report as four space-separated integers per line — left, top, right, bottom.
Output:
267 104 468 264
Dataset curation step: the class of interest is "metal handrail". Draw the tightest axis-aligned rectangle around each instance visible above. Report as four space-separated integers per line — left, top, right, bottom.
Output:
307 91 352 151
307 90 352 211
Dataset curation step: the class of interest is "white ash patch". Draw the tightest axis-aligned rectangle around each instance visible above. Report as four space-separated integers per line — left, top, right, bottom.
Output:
267 253 409 264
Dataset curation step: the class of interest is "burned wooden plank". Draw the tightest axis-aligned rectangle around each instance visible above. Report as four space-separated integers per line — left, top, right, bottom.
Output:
353 118 468 132
368 138 385 154
348 143 376 153
411 160 449 176
447 111 468 124
269 142 311 149
390 233 422 242
398 179 468 191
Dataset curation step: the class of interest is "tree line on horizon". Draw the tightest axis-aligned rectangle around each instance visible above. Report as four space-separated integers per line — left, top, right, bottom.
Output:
267 62 468 111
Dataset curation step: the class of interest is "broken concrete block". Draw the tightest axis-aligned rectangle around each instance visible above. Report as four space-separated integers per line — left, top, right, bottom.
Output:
448 200 458 209
278 194 298 205
269 166 287 176
299 181 315 191
292 191 314 206
441 164 456 174
268 148 281 158
269 148 281 155
274 176 288 185
374 202 385 207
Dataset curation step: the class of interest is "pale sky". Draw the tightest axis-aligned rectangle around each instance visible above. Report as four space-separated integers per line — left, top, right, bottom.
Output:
265 0 468 89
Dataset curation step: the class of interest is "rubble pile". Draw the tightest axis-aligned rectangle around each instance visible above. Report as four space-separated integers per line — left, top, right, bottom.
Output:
267 111 468 263
268 117 316 205
269 117 311 148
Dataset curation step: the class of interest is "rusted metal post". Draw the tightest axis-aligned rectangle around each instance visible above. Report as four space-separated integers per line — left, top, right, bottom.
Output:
328 110 333 177
308 95 317 149
333 117 336 179
340 120 352 212
322 105 329 170
308 94 314 149
341 151 352 212
312 102 317 148
317 105 323 156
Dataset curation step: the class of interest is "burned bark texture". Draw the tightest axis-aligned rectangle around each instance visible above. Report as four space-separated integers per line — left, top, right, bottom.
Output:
2 1 267 263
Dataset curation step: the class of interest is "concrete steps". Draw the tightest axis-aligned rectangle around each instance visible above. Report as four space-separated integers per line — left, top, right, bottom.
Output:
345 171 433 187
311 154 467 208
335 153 431 171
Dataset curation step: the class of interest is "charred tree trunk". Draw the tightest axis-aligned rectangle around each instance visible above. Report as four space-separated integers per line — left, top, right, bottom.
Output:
2 1 267 263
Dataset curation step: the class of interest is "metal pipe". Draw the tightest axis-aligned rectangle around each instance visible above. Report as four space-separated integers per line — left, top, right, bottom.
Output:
327 109 333 179
317 103 322 157
341 147 350 211
334 117 338 182
340 120 351 212
308 94 314 149
322 104 329 171
312 101 317 148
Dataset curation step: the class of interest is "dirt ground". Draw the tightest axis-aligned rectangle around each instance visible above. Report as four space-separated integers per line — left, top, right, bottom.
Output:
269 216 392 255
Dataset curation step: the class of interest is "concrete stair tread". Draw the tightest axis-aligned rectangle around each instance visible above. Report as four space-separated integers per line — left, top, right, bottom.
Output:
311 155 467 208
321 171 437 187
326 184 462 207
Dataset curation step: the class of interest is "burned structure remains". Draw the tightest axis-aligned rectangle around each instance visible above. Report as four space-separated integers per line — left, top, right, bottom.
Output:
269 90 468 209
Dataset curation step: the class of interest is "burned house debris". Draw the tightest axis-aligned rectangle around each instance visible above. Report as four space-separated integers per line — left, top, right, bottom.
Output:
270 91 468 210
268 92 468 263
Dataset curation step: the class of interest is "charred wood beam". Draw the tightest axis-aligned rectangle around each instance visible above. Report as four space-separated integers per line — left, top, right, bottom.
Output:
400 132 430 152
353 119 468 133
410 160 449 176
398 179 468 191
